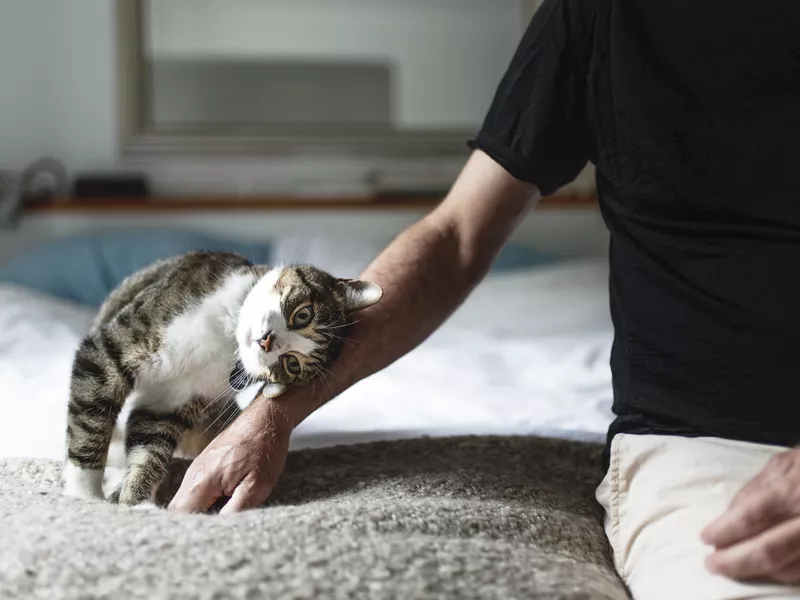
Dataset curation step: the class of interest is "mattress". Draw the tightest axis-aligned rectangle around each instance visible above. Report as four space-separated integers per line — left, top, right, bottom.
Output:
0 258 615 461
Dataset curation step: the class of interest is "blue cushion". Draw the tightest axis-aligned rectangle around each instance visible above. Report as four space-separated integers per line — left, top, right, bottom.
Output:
0 230 272 307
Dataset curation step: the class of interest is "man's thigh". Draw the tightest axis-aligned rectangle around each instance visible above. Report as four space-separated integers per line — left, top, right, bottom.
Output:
596 433 800 600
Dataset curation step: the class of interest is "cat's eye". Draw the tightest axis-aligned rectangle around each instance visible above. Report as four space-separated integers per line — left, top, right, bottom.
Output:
284 354 302 375
292 306 314 328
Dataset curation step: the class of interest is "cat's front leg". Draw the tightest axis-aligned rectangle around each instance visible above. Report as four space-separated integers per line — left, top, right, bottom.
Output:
117 407 192 506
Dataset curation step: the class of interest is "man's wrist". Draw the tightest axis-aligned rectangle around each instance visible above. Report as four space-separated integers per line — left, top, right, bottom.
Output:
254 376 349 434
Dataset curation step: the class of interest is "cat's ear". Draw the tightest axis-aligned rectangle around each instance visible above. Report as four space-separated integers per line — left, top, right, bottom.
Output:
337 279 383 312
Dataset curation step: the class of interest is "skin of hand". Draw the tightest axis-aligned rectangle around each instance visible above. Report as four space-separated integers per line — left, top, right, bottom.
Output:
168 150 539 514
702 448 800 583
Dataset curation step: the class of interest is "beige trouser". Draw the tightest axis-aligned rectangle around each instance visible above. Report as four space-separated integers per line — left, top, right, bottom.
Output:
596 434 800 600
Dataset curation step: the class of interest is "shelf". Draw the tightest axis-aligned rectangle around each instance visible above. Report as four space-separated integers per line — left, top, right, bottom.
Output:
24 193 597 214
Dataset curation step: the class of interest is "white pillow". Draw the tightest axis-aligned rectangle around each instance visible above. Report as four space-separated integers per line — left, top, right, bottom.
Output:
445 258 611 337
0 284 94 460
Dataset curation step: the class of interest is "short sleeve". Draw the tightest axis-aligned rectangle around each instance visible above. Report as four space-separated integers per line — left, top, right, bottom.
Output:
469 0 593 196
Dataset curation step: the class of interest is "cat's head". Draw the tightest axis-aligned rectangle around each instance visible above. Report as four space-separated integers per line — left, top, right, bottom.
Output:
236 265 382 396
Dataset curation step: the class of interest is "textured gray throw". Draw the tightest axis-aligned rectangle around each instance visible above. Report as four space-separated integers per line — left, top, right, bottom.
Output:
0 436 628 599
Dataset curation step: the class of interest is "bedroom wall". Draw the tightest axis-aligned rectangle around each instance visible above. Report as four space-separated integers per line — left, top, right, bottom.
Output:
0 0 118 172
0 0 58 168
146 0 525 130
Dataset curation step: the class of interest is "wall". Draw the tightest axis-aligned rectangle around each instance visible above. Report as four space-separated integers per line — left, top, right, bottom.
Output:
147 0 525 130
0 0 117 172
0 0 57 168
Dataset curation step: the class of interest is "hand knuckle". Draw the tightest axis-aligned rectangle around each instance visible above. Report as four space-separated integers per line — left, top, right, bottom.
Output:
742 502 768 524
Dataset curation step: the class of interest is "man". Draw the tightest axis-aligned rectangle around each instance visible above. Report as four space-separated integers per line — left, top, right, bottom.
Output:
169 0 800 597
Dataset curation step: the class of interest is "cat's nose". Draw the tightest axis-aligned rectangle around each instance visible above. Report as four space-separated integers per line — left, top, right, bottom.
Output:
258 331 276 353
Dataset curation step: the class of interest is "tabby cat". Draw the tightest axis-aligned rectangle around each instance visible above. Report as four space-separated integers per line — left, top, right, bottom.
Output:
63 251 382 507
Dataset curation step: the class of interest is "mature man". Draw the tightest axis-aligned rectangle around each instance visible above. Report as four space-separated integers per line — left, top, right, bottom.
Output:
170 1 800 596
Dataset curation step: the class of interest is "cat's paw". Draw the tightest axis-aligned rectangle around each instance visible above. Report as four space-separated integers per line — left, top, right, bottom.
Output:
62 463 105 501
129 502 161 512
62 487 105 501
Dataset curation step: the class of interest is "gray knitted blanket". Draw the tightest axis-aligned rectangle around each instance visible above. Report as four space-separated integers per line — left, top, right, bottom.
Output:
0 436 628 599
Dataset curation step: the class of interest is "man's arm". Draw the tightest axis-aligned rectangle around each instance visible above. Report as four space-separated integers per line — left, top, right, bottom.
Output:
169 151 539 513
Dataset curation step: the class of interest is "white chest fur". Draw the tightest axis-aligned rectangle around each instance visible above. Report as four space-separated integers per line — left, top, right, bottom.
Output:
133 271 257 411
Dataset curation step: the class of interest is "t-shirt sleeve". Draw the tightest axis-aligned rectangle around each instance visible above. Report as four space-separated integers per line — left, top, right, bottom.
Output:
469 0 593 196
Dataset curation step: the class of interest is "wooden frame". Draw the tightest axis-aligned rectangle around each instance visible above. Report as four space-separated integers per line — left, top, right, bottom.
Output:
116 0 484 159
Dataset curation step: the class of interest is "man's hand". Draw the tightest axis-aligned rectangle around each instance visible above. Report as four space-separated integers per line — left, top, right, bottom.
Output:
168 398 292 514
702 448 800 583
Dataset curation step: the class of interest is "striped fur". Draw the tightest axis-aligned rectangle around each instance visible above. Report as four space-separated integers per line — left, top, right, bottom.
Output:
64 251 381 507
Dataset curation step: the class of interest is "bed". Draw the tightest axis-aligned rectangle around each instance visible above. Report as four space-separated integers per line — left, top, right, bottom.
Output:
0 233 626 599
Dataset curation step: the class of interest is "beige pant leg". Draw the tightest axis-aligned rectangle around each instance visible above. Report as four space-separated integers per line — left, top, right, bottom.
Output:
596 434 800 600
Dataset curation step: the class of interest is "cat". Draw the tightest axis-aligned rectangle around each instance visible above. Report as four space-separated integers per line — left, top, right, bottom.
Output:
62 251 382 507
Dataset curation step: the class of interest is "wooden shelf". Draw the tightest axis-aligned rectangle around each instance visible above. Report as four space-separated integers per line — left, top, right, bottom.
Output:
24 193 597 214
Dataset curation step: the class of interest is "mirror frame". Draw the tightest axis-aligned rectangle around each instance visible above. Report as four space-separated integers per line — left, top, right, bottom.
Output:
116 0 540 158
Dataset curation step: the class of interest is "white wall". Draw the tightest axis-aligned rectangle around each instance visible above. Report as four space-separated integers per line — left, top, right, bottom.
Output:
147 0 524 129
0 0 117 172
0 0 57 168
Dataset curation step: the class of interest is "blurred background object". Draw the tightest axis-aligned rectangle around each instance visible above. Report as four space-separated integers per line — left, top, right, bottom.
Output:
0 157 67 229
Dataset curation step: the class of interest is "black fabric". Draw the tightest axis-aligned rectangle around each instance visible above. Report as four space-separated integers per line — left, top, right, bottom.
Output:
471 0 800 466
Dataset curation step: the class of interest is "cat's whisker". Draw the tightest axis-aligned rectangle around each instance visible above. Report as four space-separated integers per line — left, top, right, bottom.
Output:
200 398 238 437
196 373 240 418
319 331 355 347
317 320 358 331
311 362 344 385
309 365 334 398
217 401 242 434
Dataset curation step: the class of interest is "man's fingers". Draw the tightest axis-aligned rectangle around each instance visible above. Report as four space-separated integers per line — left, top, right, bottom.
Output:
706 517 800 580
218 472 272 515
702 490 787 548
168 467 221 513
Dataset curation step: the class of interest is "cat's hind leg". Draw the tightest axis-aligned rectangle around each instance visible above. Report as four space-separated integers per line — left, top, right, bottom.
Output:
115 407 193 506
64 335 134 500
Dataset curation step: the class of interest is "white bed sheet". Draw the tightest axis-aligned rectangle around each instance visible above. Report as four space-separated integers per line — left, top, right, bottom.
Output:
0 258 614 461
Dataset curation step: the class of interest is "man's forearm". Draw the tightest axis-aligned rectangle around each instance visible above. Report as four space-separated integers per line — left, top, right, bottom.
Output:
263 152 539 429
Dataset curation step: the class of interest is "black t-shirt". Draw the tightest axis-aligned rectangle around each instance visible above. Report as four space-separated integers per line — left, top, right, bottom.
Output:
471 0 800 460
